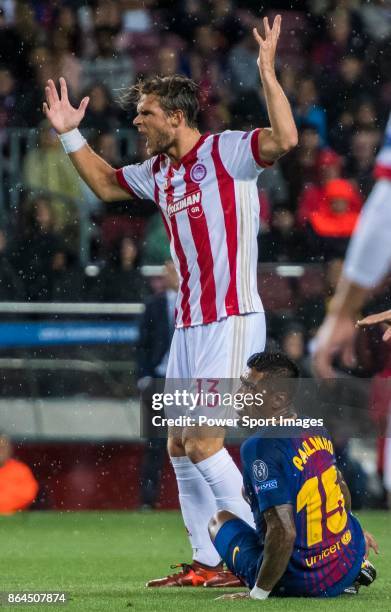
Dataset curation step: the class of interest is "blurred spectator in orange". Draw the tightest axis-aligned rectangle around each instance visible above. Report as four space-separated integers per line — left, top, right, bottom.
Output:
0 433 39 515
305 178 363 260
297 148 352 228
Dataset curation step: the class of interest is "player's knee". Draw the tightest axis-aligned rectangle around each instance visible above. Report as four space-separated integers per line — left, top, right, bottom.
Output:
183 436 222 463
167 436 184 457
208 510 238 541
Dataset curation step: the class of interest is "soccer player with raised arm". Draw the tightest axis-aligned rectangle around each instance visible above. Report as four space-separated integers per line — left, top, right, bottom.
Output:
209 353 378 600
43 15 298 587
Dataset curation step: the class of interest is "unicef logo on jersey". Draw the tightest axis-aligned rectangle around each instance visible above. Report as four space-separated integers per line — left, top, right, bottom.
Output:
190 163 207 183
252 460 268 483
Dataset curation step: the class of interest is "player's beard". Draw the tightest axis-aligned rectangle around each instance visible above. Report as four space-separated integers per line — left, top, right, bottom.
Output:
146 130 174 156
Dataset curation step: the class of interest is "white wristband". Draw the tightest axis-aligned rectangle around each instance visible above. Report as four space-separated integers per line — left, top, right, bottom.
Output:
249 585 271 600
58 128 86 154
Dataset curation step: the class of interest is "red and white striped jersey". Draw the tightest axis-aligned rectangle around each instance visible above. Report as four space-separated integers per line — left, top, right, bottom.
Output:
116 129 271 328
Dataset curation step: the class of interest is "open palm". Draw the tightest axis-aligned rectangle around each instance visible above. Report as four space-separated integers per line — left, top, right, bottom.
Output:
43 77 89 134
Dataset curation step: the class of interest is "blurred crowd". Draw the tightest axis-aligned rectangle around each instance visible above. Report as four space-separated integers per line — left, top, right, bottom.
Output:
0 1 390 340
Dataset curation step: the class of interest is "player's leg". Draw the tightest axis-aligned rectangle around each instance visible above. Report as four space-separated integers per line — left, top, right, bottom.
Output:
208 509 262 589
185 313 266 527
168 432 220 568
147 329 223 587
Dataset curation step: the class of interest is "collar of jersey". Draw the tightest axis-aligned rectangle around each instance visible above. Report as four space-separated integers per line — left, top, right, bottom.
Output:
168 132 210 171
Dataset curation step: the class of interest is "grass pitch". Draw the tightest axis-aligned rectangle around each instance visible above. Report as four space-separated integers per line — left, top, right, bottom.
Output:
0 511 390 611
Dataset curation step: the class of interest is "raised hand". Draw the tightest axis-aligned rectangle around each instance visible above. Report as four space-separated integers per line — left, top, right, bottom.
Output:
43 77 89 134
253 15 281 76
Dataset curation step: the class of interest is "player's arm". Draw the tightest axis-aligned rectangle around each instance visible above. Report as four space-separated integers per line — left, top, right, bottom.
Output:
253 16 298 164
252 504 296 598
337 469 379 557
337 468 352 512
43 78 131 202
312 178 391 378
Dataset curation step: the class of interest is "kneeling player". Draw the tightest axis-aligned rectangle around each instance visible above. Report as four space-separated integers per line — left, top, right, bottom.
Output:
209 352 378 599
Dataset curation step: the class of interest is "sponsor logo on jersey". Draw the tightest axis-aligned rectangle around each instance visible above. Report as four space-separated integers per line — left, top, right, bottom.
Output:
259 479 278 491
167 190 204 218
190 163 207 182
305 530 353 567
252 459 268 482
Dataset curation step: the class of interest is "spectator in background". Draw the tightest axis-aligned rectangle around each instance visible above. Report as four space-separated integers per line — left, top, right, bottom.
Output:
0 66 20 140
280 122 321 209
142 213 171 265
22 121 81 232
296 258 343 339
157 46 182 78
294 77 327 146
80 26 134 96
322 54 372 127
355 99 379 130
0 5 33 81
297 148 351 228
280 324 311 376
311 7 366 76
358 0 391 44
169 0 209 41
51 247 85 302
53 5 83 57
345 128 381 198
228 31 259 94
305 178 363 261
259 205 306 263
258 161 289 209
138 261 178 509
48 29 82 100
17 45 55 126
10 195 62 302
82 83 120 132
188 24 229 127
0 226 24 301
0 433 39 515
98 236 148 303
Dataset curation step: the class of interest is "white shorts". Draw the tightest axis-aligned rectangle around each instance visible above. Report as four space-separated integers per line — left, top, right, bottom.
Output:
166 312 266 379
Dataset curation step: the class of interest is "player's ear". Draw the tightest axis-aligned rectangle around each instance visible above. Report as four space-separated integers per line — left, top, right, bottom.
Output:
170 109 183 128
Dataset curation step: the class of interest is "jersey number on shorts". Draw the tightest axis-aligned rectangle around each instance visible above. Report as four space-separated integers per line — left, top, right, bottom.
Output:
296 465 348 547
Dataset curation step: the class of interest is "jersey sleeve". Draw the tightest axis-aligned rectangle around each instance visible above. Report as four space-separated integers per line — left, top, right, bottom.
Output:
343 179 391 287
242 438 293 513
115 157 156 201
218 129 273 180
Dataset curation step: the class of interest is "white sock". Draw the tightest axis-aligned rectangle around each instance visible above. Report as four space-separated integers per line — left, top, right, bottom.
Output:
195 447 256 528
171 455 221 567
